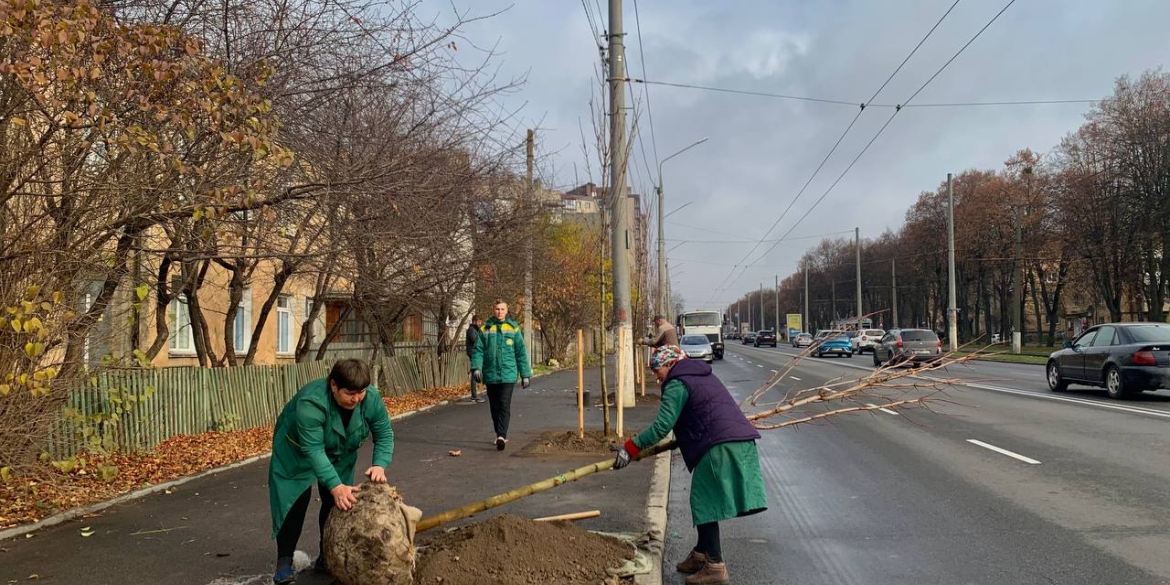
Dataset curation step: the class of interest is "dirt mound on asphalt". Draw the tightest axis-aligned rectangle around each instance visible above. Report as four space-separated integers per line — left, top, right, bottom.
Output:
521 430 637 455
415 514 633 585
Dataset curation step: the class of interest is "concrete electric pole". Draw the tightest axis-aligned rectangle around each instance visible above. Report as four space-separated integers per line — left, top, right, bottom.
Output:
656 138 707 320
891 258 898 329
855 227 862 328
947 173 958 352
607 0 634 407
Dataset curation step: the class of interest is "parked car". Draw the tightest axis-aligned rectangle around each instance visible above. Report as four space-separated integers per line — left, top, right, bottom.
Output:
742 332 757 345
679 334 715 363
791 333 813 348
872 328 942 367
851 329 886 354
816 335 853 358
754 330 777 347
1046 322 1170 399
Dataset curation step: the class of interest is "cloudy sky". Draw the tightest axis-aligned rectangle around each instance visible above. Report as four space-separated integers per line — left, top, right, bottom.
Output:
451 0 1169 312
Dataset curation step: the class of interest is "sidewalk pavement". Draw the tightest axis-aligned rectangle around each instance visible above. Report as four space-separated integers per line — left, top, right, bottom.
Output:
0 365 669 585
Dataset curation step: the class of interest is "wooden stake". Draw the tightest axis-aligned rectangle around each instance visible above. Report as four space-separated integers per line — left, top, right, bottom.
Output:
616 328 624 437
639 346 646 397
577 329 584 440
533 510 601 522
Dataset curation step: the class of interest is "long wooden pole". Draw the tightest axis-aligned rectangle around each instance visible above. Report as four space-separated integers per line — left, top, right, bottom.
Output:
416 440 673 534
577 329 584 439
416 355 974 534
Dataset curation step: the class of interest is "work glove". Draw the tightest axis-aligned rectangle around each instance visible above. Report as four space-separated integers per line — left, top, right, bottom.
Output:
521 377 531 389
611 439 639 470
472 370 483 383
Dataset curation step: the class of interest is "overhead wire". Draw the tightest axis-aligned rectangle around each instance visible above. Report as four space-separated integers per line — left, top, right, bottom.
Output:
744 0 1021 278
704 0 965 305
631 79 1099 110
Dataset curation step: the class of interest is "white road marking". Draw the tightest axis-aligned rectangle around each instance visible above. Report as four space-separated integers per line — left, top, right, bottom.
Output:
789 376 802 381
966 439 1041 465
757 364 764 368
866 403 900 415
770 369 778 373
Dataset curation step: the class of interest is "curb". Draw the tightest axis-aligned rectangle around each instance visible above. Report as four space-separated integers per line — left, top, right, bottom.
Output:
635 447 672 585
0 399 455 543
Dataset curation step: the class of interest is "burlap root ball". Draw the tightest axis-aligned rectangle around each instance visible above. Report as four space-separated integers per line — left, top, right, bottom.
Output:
322 482 423 585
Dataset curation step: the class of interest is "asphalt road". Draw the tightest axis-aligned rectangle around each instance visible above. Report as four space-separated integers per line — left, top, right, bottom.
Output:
663 342 1170 585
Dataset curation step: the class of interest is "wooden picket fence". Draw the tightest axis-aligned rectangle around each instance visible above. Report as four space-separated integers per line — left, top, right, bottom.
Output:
43 352 471 459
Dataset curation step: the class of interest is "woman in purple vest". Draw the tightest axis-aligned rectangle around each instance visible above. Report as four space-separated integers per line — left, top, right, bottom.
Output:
613 345 767 585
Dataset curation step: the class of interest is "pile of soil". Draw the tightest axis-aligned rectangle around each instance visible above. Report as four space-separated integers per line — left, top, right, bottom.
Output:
415 514 633 585
521 430 637 455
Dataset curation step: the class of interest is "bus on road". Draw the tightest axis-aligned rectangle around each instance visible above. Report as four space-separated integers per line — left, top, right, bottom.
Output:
676 310 725 360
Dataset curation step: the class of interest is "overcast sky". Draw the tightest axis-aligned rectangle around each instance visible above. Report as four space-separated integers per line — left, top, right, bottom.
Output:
452 0 1169 312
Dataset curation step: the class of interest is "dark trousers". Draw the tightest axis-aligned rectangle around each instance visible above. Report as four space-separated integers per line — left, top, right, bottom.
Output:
696 521 722 562
486 383 515 438
467 363 478 399
277 483 336 558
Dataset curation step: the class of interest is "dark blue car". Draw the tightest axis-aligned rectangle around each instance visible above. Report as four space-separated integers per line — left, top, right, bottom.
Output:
816 335 853 358
1047 322 1170 399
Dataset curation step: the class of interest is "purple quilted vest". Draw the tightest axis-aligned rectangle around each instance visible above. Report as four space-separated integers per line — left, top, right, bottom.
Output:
666 359 761 471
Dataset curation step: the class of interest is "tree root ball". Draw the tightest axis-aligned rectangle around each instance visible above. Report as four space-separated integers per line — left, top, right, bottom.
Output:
322 483 423 585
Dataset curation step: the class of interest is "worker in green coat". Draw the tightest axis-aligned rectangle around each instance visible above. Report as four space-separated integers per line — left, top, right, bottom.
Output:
612 345 767 585
470 299 532 451
268 359 394 584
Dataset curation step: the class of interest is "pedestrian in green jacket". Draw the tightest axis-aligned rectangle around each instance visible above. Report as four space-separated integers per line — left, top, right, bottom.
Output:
470 299 532 451
268 359 394 584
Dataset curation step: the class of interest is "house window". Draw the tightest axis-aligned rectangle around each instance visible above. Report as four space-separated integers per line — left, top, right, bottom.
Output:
169 295 195 355
276 295 293 354
234 289 252 353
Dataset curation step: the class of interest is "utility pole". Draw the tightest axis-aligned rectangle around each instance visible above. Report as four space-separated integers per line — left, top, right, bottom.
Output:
774 275 779 337
831 281 837 326
804 266 809 334
656 183 665 318
855 227 862 328
607 0 634 407
748 293 753 333
891 258 898 329
525 129 535 365
1012 205 1023 354
946 173 958 352
758 283 764 332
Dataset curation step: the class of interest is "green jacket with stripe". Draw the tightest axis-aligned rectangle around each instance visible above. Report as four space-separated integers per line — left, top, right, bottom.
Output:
470 316 532 385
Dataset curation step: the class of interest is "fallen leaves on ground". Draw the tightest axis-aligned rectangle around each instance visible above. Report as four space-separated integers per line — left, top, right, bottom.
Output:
382 384 469 416
0 385 470 531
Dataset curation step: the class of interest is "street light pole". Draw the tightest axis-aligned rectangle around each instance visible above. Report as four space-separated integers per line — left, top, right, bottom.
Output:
656 138 708 319
947 173 958 352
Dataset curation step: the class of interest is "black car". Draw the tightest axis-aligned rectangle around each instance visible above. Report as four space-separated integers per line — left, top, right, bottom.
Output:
742 332 757 345
1046 322 1170 399
754 329 777 347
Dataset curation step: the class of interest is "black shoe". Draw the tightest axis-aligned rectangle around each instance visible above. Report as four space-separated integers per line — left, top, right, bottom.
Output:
495 436 507 451
314 555 327 573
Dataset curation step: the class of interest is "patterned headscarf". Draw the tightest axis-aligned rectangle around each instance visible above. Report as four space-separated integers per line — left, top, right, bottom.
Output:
650 344 687 369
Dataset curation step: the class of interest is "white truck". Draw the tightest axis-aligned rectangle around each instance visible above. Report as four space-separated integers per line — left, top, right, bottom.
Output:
676 310 725 360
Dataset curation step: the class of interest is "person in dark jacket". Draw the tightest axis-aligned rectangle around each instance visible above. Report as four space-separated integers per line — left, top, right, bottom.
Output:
612 345 766 585
268 359 394 584
470 300 532 451
465 315 485 403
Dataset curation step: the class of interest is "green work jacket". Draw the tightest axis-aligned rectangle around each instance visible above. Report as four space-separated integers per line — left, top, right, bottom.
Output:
470 316 532 385
268 378 394 537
